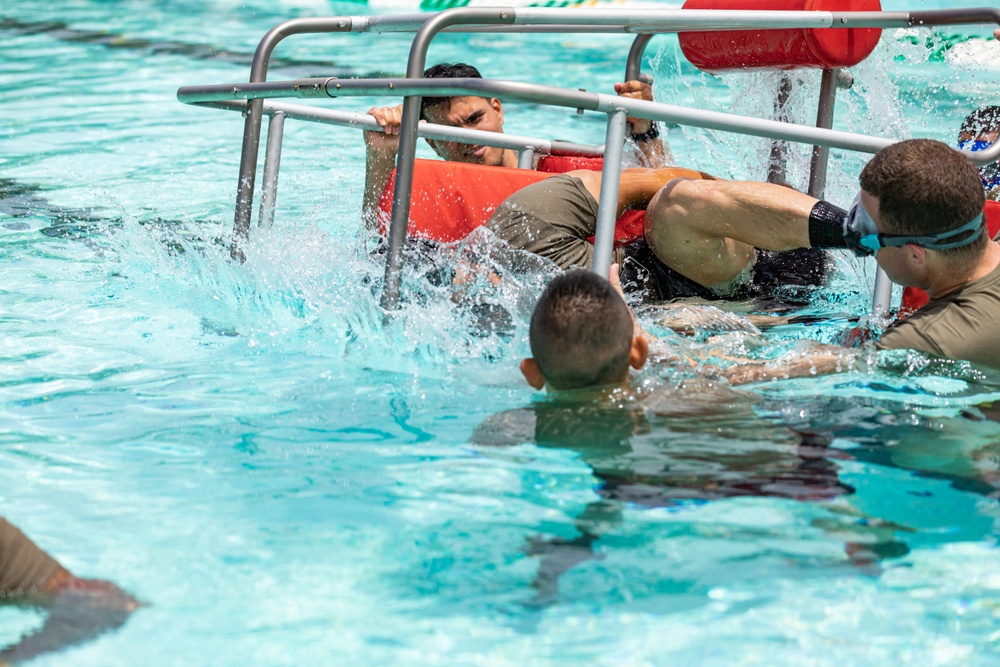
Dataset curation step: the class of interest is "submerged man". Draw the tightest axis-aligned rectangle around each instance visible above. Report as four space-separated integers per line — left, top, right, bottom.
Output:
0 517 138 665
474 269 901 605
361 62 669 226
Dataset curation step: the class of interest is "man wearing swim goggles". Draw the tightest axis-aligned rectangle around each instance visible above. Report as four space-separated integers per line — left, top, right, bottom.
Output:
642 138 1000 369
842 190 985 257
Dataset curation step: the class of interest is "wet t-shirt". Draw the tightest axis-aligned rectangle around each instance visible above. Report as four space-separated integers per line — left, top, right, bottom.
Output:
879 260 1000 369
0 517 59 597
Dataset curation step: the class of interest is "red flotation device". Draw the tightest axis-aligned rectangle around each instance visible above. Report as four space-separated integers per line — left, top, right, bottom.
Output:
377 158 646 245
899 200 1000 315
679 0 882 72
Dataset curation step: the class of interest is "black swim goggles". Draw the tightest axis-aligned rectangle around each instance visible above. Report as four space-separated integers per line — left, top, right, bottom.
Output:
958 139 1000 190
843 192 984 257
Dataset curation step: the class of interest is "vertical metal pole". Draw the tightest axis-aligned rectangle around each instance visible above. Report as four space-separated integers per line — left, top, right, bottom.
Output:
229 17 357 260
518 147 535 169
767 75 792 185
872 265 893 317
259 111 285 229
592 108 629 279
380 93 423 311
232 100 264 259
381 8 515 310
808 68 839 199
625 34 653 82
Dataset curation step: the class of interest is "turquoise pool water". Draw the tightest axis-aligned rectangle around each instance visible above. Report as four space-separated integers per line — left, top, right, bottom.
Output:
3 1 1000 664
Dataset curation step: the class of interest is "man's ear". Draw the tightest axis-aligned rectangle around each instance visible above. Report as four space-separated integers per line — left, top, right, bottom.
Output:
491 98 504 129
520 358 546 390
629 335 649 371
425 138 442 157
907 243 927 266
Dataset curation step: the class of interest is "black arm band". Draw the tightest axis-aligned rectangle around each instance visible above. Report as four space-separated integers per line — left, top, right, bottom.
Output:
808 200 848 248
631 122 660 142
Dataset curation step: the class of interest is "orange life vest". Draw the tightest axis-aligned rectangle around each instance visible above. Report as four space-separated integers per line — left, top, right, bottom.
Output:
377 157 645 245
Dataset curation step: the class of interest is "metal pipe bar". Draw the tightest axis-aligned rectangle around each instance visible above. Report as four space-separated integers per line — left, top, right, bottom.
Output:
259 111 285 228
593 109 629 279
909 7 1000 27
808 68 839 199
232 18 359 259
518 147 536 169
506 8 908 29
199 99 604 156
184 72 1000 164
625 34 654 82
872 267 894 318
229 8 997 36
180 78 894 156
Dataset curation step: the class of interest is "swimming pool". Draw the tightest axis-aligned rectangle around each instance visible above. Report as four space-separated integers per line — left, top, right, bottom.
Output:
3 0 1000 664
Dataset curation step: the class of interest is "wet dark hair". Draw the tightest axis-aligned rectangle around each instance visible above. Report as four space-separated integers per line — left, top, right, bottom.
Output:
959 106 1000 138
529 270 634 390
860 139 986 260
419 63 483 120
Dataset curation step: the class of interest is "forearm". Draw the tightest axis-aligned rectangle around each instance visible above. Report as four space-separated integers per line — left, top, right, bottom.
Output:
362 150 396 232
722 346 858 386
621 167 711 210
633 136 671 168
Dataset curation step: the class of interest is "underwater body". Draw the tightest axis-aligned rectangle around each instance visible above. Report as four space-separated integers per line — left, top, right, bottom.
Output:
3 0 1000 664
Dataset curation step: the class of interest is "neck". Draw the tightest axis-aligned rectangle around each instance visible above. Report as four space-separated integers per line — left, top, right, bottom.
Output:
927 241 1000 298
501 148 520 169
546 379 637 403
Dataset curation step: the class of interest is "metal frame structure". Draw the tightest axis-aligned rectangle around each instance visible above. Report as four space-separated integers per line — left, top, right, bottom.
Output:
177 6 1000 312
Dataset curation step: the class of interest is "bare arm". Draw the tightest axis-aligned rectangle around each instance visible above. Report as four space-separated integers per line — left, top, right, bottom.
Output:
362 105 404 231
721 344 859 386
568 166 715 219
615 80 672 167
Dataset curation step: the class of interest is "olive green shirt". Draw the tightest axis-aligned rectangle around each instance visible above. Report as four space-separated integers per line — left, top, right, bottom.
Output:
0 517 59 597
878 260 1000 369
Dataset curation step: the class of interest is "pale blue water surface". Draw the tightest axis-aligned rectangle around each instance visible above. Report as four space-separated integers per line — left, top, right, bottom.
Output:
2 0 1000 664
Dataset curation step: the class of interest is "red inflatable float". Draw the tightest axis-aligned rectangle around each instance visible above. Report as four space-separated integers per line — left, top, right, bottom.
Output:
679 0 882 72
377 158 646 246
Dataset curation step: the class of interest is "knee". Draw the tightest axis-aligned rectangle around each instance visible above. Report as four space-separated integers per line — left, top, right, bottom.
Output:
644 179 710 243
647 178 708 220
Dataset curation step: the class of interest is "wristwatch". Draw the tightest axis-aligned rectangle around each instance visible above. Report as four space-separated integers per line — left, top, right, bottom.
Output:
631 122 660 142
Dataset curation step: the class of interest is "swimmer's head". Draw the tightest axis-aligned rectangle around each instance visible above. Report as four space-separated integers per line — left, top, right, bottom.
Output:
860 139 986 264
419 63 509 167
521 270 647 392
958 106 1000 199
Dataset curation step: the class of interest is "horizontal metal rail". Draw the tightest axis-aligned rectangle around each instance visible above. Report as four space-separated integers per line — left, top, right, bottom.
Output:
198 99 603 157
183 77 1000 161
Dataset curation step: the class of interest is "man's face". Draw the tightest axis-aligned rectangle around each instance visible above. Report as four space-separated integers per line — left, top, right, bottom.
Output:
863 190 920 286
423 96 507 166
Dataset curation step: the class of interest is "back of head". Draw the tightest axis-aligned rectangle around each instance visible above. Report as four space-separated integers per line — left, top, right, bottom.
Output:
860 139 986 261
420 63 483 120
960 106 1000 139
529 270 634 391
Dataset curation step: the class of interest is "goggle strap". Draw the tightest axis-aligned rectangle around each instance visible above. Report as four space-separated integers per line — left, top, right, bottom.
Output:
877 213 985 251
